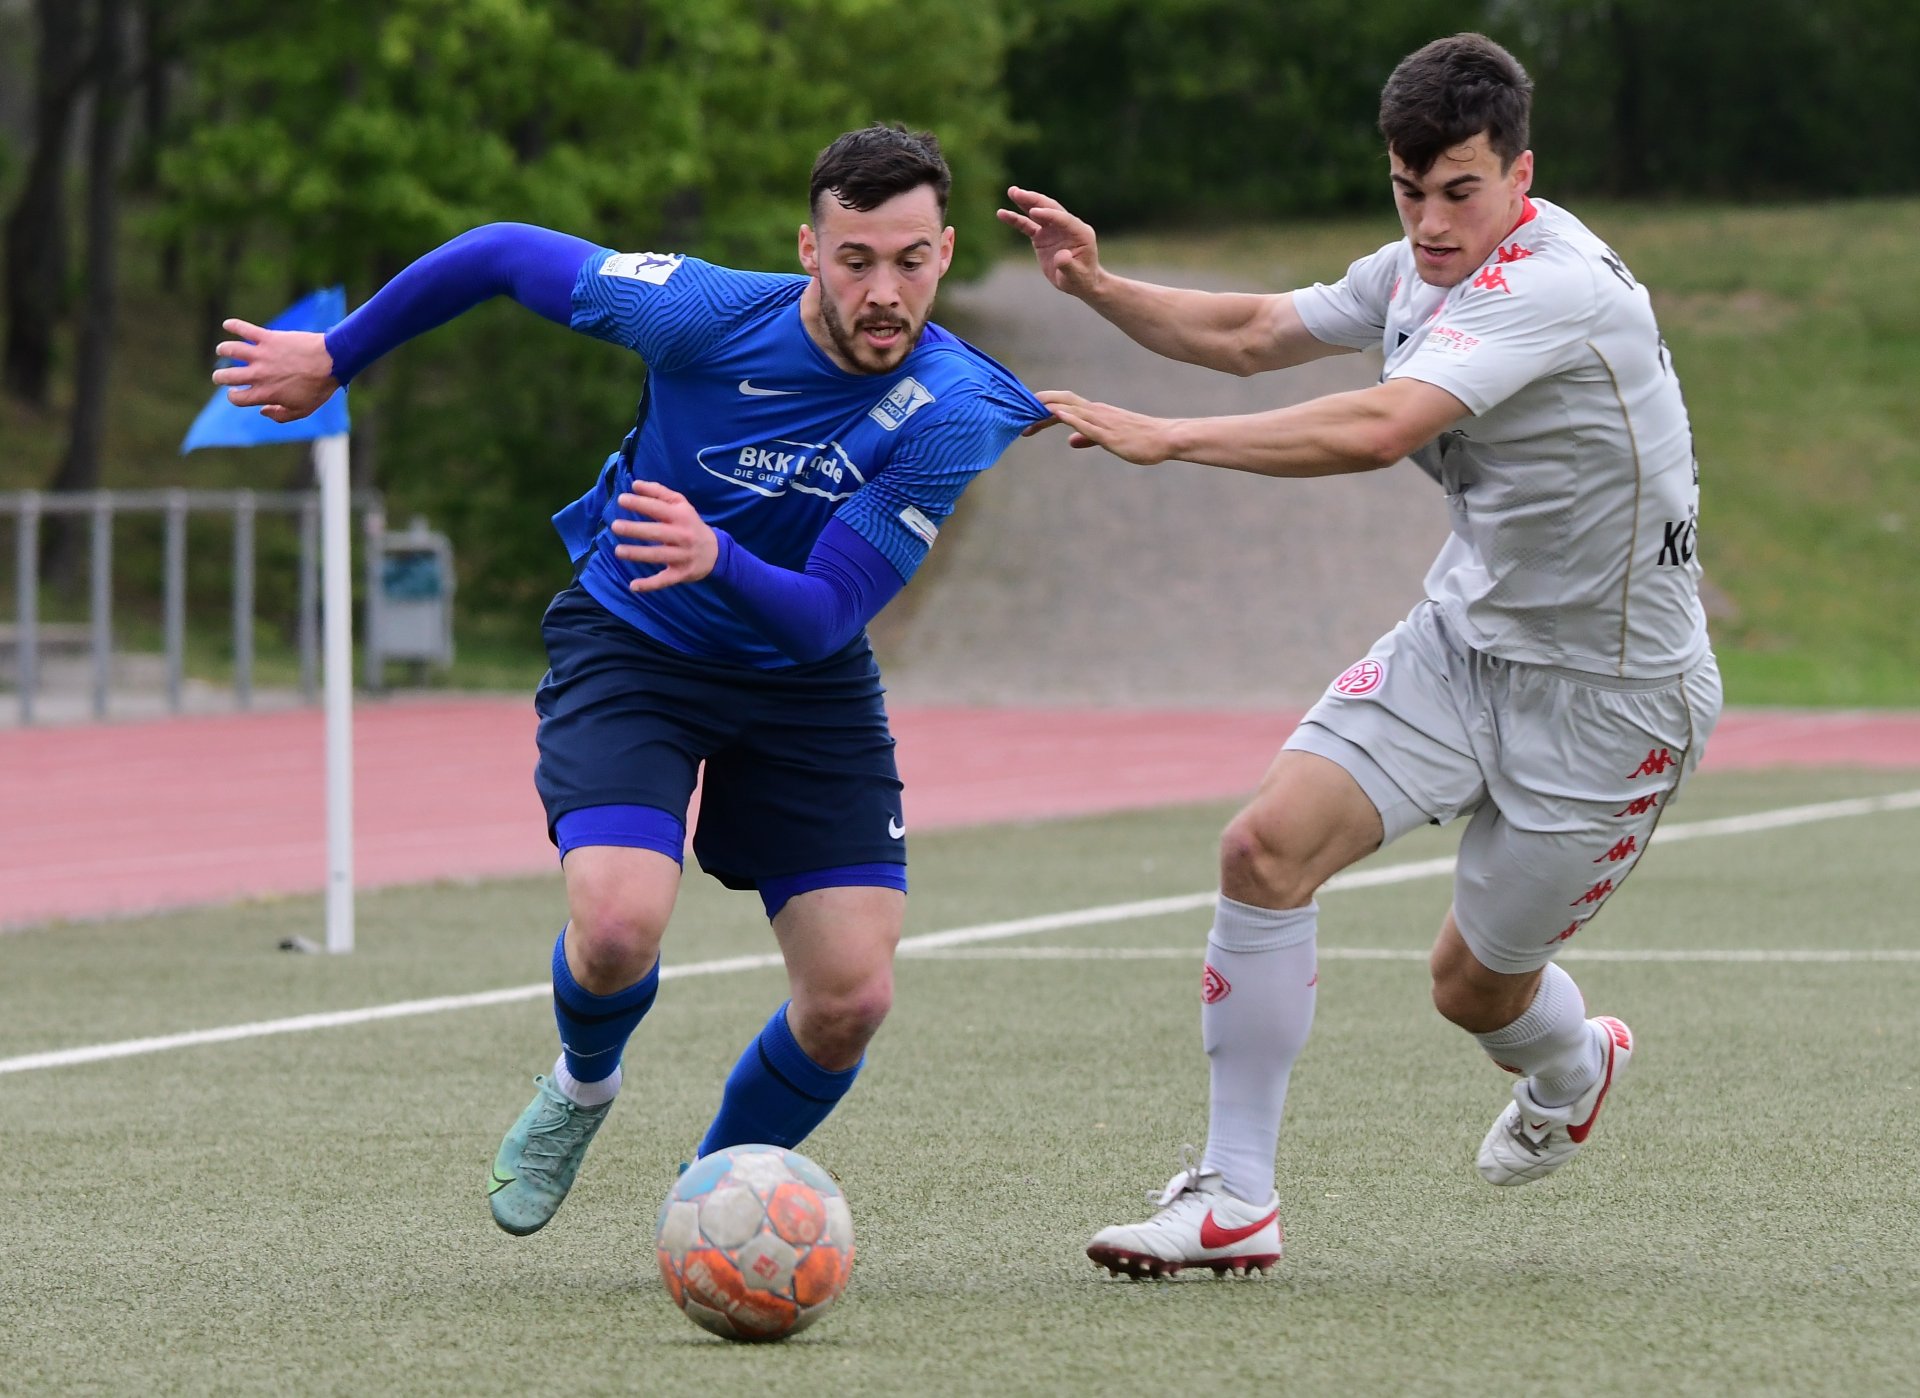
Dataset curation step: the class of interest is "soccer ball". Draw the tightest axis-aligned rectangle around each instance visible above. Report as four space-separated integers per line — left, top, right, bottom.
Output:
655 1144 855 1341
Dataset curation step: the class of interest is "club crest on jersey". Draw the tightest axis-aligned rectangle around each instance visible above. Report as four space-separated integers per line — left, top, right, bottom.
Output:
600 251 684 285
696 437 866 502
869 376 936 431
1332 658 1385 696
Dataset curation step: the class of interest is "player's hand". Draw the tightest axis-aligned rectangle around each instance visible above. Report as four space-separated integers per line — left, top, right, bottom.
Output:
997 186 1103 300
612 479 719 592
210 321 339 423
1035 390 1178 465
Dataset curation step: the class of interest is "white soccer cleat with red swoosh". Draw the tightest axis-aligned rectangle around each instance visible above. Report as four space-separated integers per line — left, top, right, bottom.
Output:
1087 1148 1282 1279
1477 1016 1634 1186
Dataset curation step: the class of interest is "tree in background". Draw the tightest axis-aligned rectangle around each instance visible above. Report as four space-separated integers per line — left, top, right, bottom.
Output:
3 0 91 407
1004 0 1920 224
154 0 1017 623
1003 0 1466 227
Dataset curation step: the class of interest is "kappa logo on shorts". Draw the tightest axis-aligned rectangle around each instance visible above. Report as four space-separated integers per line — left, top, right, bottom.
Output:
1201 963 1231 1004
1572 877 1615 907
1332 658 1385 697
1629 747 1678 778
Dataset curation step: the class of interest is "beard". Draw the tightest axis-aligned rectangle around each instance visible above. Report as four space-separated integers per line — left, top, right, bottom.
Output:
819 291 926 374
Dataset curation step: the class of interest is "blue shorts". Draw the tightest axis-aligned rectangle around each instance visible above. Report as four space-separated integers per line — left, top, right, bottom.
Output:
533 586 906 891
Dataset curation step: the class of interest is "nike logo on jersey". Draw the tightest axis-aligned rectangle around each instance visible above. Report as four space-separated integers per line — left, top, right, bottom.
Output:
1198 1207 1278 1250
887 817 905 839
738 380 799 397
489 1168 515 1196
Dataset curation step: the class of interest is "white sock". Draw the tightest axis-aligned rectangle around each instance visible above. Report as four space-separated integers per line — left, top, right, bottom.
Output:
1472 963 1603 1108
1199 895 1318 1204
553 1053 621 1108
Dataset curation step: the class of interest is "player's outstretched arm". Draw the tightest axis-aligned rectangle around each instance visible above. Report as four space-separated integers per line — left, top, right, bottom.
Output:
610 483 902 663
212 223 597 422
1035 378 1467 477
998 185 1345 377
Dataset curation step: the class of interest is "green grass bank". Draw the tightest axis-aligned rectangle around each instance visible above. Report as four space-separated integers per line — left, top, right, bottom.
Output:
5 200 1917 706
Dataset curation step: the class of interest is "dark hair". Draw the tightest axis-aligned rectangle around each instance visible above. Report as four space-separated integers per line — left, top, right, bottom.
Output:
1379 33 1533 176
809 123 951 221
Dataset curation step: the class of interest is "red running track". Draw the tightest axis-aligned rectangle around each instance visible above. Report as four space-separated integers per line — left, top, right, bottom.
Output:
4 698 1919 929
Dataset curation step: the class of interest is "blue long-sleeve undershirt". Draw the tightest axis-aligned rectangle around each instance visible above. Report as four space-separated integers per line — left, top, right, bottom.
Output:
703 517 904 664
323 222 593 384
328 222 904 663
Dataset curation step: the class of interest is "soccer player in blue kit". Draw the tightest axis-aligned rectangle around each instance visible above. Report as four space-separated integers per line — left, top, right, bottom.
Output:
214 124 1047 1235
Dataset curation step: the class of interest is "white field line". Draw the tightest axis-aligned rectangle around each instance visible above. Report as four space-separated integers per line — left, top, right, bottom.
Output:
4 787 1917 1077
907 946 1920 964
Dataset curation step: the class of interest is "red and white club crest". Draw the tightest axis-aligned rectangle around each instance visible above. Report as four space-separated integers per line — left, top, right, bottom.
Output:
1201 963 1231 1004
1332 658 1385 696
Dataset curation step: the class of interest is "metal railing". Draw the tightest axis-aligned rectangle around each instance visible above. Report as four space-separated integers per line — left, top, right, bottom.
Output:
2 487 381 725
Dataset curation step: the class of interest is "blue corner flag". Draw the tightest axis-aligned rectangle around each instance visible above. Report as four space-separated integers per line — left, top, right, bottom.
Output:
181 286 351 452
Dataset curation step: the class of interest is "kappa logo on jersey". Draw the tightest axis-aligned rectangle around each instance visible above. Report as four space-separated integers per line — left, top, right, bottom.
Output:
599 251 685 285
1332 658 1385 696
1423 324 1482 356
1471 266 1513 295
1594 835 1639 864
696 438 866 502
1201 963 1231 1004
1495 242 1534 264
869 376 936 431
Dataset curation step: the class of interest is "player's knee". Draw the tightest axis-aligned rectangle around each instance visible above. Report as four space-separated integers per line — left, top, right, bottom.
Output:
565 878 668 986
794 976 893 1063
1218 810 1315 907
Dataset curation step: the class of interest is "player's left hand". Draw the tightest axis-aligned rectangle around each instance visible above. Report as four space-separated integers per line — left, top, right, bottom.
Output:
611 480 719 591
1035 390 1179 465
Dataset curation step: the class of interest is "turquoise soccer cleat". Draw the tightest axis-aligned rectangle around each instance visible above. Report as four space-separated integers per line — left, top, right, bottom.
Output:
487 1075 613 1236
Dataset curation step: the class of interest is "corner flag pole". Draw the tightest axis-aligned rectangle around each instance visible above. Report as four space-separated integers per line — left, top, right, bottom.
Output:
183 286 355 953
316 432 355 953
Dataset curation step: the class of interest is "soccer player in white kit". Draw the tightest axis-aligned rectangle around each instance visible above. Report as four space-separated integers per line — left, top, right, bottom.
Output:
1000 32 1722 1277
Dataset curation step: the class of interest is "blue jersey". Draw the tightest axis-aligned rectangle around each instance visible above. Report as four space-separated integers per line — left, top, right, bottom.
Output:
550 249 1046 668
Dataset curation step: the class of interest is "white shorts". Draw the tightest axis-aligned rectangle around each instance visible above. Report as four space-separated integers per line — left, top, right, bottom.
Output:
1285 602 1722 974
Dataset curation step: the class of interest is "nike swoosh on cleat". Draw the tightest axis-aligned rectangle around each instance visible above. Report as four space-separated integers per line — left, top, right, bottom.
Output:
738 379 799 396
488 1169 515 1196
1198 1207 1277 1250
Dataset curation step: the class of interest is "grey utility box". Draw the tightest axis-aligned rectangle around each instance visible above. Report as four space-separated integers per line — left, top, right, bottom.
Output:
365 514 455 688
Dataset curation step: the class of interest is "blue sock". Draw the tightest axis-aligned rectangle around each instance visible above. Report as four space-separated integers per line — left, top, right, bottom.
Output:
551 930 659 1083
697 1001 862 1155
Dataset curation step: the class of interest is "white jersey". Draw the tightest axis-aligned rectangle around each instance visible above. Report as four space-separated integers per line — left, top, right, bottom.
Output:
1293 197 1709 678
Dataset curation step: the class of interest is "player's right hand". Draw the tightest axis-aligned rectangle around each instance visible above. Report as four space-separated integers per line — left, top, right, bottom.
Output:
998 187 1103 300
211 321 339 423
